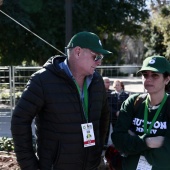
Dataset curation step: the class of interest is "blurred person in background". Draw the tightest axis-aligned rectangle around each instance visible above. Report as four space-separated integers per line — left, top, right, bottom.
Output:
110 80 129 128
103 77 114 147
103 77 112 93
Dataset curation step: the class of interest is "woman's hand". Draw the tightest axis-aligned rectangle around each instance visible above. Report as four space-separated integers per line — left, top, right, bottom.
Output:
128 130 136 136
146 136 164 148
127 130 164 148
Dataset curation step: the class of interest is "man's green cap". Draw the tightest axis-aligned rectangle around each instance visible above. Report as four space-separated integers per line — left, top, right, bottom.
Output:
66 31 112 55
137 55 170 74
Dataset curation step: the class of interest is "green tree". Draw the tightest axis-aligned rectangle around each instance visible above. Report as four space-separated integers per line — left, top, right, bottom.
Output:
152 6 170 58
141 1 170 59
0 0 65 65
142 23 166 57
0 0 149 65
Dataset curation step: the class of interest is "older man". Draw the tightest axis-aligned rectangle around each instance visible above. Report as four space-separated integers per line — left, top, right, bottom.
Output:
11 31 112 170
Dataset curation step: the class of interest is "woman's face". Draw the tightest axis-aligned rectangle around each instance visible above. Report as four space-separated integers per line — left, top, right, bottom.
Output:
114 81 122 92
141 71 169 94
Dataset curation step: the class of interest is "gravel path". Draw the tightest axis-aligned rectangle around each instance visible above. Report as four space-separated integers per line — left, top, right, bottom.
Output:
0 151 20 170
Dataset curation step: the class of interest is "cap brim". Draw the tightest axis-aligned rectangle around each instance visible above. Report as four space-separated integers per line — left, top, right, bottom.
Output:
90 48 112 55
137 67 162 74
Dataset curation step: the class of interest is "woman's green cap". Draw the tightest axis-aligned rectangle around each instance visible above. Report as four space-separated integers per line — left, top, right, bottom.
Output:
138 55 170 74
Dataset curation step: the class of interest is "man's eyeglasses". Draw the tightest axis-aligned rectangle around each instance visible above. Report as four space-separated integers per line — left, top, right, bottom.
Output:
91 52 104 61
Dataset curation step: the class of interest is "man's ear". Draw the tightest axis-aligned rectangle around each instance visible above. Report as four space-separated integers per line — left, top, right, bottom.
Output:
74 47 85 61
74 46 82 56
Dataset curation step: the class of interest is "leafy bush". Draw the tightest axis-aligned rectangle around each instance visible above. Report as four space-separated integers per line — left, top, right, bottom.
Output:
1 92 10 99
0 136 36 153
0 84 8 89
0 137 14 152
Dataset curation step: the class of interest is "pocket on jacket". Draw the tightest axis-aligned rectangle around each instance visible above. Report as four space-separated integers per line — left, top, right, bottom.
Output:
37 139 60 168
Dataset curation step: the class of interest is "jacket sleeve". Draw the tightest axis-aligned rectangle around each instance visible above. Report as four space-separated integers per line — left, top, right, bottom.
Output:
144 121 170 169
99 84 110 147
111 94 149 155
110 93 118 114
11 72 44 170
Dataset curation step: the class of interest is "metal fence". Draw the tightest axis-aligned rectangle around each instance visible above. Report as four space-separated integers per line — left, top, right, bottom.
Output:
0 65 143 137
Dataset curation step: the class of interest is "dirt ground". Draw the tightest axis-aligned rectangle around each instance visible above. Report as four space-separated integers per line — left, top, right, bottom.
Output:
0 151 109 170
0 151 20 170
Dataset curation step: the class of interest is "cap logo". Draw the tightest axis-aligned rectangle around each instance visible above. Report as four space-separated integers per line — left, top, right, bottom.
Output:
149 58 156 64
99 40 102 46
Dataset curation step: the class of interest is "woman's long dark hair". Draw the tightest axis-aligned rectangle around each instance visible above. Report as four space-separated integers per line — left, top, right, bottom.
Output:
164 72 170 93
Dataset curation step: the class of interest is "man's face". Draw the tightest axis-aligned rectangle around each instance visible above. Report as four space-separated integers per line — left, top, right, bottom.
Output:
78 48 103 76
104 79 110 90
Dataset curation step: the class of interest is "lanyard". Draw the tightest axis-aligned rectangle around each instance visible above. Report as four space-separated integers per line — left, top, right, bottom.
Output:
144 93 168 134
74 79 88 121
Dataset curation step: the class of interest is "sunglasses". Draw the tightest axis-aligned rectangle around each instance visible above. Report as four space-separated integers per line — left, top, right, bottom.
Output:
91 52 104 61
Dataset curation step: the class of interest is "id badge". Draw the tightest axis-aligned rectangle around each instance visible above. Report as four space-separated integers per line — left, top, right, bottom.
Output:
136 156 152 170
81 123 95 147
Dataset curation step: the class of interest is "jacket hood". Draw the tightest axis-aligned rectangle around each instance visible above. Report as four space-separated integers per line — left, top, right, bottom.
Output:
42 55 102 81
43 55 67 72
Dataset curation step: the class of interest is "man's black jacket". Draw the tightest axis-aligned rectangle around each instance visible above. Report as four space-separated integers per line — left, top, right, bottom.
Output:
11 56 110 170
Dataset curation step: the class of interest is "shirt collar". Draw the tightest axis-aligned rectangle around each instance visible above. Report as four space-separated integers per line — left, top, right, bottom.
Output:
59 59 93 88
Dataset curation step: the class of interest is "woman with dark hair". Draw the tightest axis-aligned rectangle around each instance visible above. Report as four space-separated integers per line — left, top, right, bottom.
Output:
111 56 170 170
